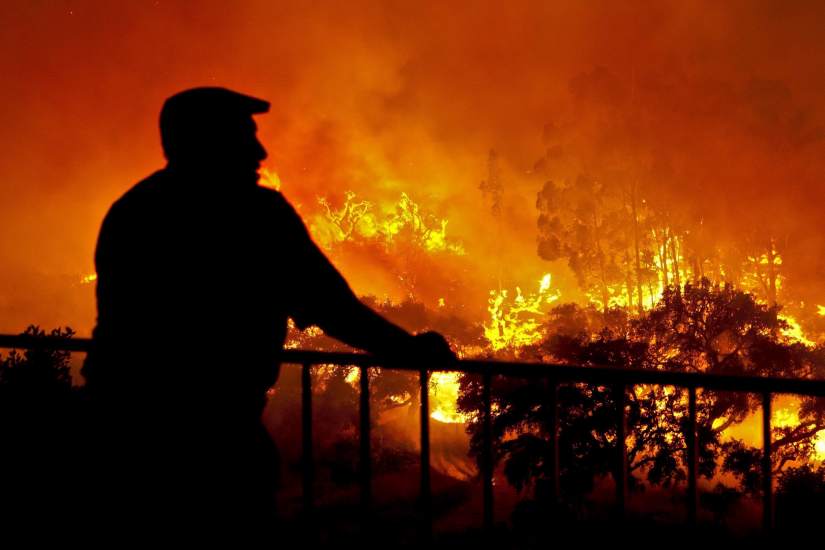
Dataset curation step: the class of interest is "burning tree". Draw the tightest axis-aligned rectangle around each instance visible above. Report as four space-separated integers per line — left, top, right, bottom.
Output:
536 175 633 315
532 107 798 320
483 274 561 353
311 189 465 301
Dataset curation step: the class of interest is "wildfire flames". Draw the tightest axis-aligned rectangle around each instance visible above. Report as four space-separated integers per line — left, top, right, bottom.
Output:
484 273 559 352
7 2 825 510
272 174 825 480
82 172 825 450
314 190 465 256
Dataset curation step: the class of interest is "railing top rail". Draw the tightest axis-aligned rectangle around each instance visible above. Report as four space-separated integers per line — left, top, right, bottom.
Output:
2 333 825 396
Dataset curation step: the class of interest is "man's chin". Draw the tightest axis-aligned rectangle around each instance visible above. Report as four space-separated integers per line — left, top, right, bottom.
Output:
218 166 261 184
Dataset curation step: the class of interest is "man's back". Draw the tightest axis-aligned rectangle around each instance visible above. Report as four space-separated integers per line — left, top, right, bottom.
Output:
81 167 312 534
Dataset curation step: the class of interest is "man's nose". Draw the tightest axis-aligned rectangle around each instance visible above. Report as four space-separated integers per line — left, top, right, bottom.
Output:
255 138 268 162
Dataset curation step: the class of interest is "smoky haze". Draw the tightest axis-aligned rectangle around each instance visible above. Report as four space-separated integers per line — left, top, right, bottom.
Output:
1 0 824 335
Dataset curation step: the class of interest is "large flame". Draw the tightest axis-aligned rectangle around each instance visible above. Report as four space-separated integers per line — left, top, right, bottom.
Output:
429 372 468 424
483 273 560 351
311 189 465 255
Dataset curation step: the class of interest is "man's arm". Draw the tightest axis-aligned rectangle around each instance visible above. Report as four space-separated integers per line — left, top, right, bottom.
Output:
318 289 416 357
280 196 454 363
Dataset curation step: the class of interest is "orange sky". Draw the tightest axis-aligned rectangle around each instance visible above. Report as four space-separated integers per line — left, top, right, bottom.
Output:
2 0 825 335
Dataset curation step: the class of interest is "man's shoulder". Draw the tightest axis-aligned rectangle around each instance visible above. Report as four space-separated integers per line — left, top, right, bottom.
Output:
95 171 170 257
107 170 168 217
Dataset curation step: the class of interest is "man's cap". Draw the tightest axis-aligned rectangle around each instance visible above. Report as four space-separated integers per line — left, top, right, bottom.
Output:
159 87 270 158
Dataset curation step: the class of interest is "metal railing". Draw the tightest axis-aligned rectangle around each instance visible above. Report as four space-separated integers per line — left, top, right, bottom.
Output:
3 333 825 538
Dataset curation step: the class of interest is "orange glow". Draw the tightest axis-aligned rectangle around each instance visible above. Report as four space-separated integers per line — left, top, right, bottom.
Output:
4 2 825 479
429 372 468 424
258 167 281 191
5 2 825 339
724 395 825 462
779 314 817 347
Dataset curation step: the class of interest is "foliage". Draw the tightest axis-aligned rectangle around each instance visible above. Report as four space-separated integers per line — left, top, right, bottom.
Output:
0 325 75 403
0 325 79 533
775 464 825 529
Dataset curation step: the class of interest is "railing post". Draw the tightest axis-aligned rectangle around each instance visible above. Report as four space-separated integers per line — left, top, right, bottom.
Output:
359 365 372 529
420 367 432 542
482 371 494 533
614 383 627 520
762 391 773 532
301 363 314 519
686 385 698 526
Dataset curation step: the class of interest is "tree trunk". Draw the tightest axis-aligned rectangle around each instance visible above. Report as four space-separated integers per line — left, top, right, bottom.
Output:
624 252 634 312
630 182 645 315
670 233 681 289
592 212 610 318
765 238 778 307
656 228 669 288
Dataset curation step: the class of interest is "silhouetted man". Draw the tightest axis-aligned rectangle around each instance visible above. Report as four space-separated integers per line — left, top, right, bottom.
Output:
82 87 454 539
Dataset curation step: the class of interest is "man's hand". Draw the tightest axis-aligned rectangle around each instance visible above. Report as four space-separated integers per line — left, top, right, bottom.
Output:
409 331 457 366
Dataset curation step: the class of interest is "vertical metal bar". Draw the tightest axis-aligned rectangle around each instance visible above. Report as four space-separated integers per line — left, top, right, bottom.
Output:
359 365 372 520
419 368 432 542
686 385 698 526
548 379 560 505
762 391 773 531
301 363 314 517
614 383 627 519
482 372 494 533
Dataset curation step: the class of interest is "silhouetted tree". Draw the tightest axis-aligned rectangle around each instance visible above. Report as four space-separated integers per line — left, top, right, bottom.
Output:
0 325 74 395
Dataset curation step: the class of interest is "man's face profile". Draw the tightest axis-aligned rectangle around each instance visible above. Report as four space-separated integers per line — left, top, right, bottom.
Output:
175 115 267 185
159 87 270 185
204 116 268 184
